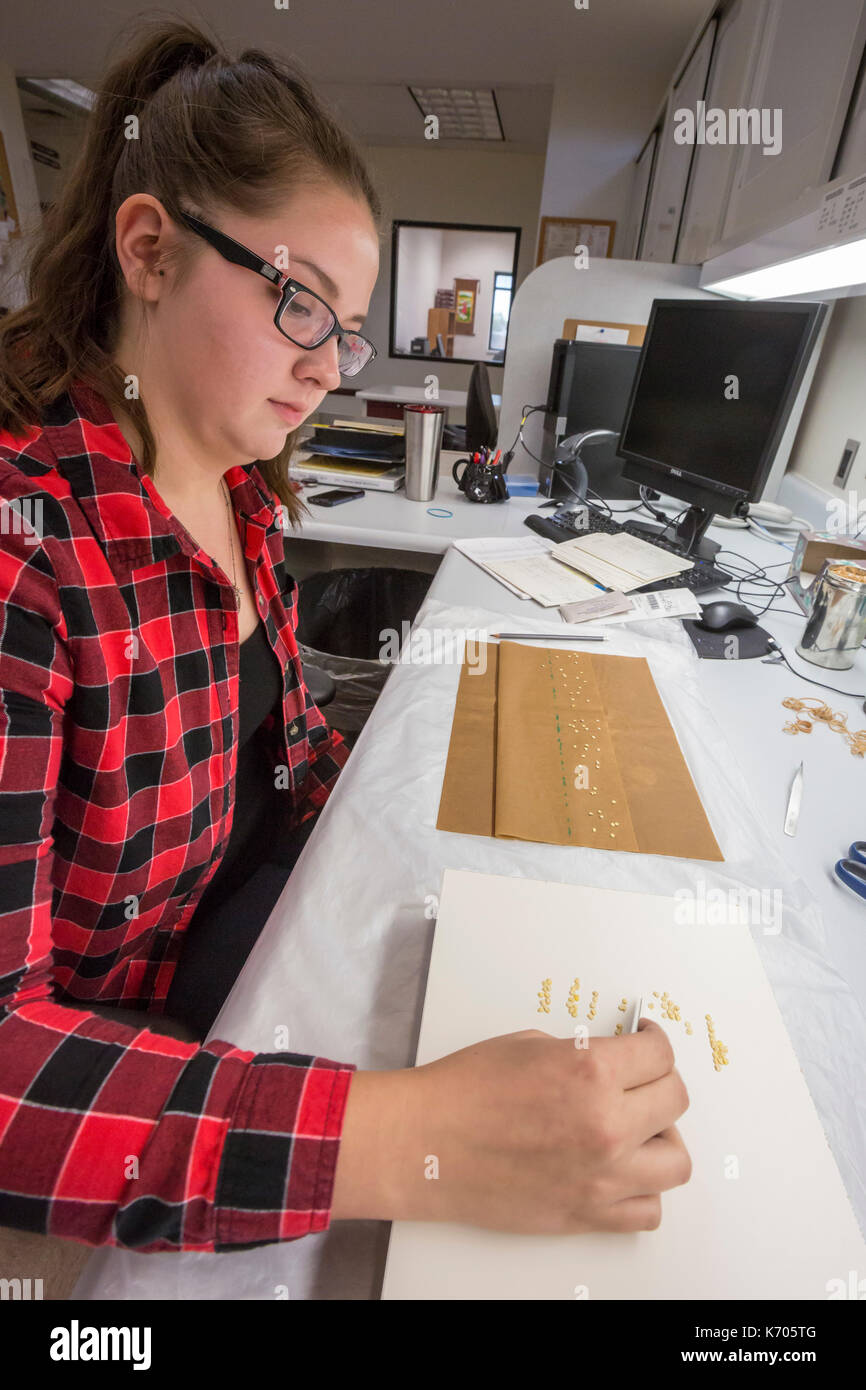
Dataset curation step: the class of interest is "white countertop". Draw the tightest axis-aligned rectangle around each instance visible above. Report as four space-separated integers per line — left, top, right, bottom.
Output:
292 449 540 551
80 497 866 1301
293 474 866 1009
429 531 866 1012
355 385 501 409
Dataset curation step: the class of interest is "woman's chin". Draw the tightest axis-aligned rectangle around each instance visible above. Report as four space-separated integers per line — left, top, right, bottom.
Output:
243 424 293 462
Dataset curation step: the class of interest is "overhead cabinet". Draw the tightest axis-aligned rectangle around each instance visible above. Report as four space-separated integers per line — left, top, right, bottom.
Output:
638 18 717 261
625 0 866 265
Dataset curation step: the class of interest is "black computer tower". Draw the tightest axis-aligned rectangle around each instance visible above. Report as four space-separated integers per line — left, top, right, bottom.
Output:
540 340 643 502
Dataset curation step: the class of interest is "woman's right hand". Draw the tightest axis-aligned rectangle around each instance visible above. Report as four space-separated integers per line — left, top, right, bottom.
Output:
330 1018 692 1233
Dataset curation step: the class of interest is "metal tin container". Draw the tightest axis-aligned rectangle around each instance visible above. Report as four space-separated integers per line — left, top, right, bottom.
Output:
795 559 866 670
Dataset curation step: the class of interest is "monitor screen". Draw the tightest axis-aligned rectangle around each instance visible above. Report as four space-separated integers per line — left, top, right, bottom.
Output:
618 300 824 500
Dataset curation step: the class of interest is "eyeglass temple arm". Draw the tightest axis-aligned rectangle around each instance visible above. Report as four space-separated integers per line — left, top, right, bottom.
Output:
179 212 282 284
180 210 374 357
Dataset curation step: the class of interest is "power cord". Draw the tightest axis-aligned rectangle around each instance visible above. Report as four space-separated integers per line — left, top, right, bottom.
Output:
712 547 866 696
746 519 796 550
763 636 866 713
500 404 547 470
638 486 674 528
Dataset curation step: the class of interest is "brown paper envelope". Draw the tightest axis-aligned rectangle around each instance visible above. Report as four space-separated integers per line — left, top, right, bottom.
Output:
437 641 723 861
495 641 640 850
593 651 723 860
435 640 498 836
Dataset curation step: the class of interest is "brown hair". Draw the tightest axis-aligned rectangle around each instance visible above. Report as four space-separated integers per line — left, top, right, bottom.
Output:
0 16 384 529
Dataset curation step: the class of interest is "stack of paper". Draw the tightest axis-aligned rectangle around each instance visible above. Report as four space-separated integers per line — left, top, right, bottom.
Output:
551 531 694 592
290 453 406 492
453 537 602 607
328 417 403 434
292 417 407 491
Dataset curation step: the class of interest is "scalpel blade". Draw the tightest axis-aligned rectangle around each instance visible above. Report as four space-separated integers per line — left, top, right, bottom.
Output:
784 762 804 837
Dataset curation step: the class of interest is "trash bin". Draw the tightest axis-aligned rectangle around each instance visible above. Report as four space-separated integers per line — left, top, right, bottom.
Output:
294 567 434 738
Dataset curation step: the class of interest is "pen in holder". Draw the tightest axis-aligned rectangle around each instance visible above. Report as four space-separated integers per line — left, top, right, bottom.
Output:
452 446 509 503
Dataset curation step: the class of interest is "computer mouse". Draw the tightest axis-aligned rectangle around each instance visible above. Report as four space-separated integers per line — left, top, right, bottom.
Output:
695 600 759 632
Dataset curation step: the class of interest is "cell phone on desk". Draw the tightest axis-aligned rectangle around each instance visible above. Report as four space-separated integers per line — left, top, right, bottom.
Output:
307 488 365 506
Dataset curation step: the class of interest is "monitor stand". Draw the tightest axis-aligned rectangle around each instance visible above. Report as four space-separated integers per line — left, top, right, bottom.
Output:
625 504 722 563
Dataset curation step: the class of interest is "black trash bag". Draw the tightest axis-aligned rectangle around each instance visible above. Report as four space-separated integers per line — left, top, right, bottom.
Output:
295 567 433 732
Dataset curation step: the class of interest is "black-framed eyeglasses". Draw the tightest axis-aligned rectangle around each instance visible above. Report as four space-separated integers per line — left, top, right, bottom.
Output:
177 210 377 377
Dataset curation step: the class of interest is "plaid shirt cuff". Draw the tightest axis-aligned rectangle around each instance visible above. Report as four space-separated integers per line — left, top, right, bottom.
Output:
213 1051 356 1249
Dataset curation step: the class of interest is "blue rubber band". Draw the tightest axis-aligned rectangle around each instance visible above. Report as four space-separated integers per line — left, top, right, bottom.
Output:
426 507 453 518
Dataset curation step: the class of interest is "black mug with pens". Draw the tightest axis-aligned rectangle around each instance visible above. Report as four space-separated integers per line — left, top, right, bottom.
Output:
453 446 509 503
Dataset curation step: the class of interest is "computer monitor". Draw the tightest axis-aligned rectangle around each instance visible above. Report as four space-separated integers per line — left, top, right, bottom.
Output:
616 298 828 559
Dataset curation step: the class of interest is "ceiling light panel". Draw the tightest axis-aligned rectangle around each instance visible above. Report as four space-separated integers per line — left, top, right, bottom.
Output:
409 86 504 140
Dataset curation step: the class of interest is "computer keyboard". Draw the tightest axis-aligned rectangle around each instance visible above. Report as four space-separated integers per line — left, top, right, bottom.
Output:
523 507 732 595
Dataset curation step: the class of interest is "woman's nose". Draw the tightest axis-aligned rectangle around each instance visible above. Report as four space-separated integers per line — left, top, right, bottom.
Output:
295 336 342 390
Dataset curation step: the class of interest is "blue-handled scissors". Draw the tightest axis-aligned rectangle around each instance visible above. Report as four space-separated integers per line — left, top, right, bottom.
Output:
834 842 866 902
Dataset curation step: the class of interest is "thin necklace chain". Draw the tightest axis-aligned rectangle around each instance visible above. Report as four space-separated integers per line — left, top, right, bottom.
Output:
221 477 242 609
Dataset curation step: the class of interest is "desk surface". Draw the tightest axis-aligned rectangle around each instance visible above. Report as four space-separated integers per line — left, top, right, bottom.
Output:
81 499 866 1300
355 385 502 409
428 529 866 1015
293 484 866 1011
293 450 542 551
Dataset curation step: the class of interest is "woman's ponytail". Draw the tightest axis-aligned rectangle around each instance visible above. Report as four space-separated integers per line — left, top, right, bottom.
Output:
0 17 383 525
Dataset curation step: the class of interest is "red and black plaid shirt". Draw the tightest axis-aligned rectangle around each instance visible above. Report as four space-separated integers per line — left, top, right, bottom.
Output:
0 380 355 1252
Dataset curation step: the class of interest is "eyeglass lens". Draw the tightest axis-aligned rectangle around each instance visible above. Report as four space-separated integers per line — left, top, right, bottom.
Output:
278 290 371 375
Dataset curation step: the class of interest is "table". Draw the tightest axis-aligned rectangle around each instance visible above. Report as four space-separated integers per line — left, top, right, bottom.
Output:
78 496 866 1301
355 385 502 411
293 480 866 1007
431 530 866 1011
291 449 539 553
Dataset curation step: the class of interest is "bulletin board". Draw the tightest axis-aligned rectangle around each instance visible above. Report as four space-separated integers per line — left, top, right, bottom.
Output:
537 215 616 265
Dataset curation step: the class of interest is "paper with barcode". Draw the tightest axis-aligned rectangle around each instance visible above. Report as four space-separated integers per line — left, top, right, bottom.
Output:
595 588 702 625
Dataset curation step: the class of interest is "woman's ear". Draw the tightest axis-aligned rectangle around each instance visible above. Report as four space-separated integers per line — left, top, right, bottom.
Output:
114 194 176 302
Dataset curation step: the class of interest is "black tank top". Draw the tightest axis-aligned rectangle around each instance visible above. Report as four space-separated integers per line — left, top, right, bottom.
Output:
186 622 284 919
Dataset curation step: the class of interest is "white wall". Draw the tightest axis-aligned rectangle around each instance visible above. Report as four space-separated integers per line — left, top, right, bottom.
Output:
11 58 861 502
394 224 443 353
785 294 866 497
535 63 649 262
0 62 42 309
1 105 548 406
359 144 545 400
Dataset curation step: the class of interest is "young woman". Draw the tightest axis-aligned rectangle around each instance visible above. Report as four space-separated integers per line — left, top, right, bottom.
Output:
0 20 691 1278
